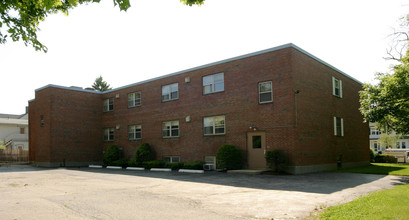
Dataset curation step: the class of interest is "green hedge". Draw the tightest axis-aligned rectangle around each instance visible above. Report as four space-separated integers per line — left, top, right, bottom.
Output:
135 143 155 164
103 145 121 166
183 161 205 170
265 149 288 172
216 144 243 170
165 162 184 170
142 160 165 169
111 158 129 168
374 154 397 163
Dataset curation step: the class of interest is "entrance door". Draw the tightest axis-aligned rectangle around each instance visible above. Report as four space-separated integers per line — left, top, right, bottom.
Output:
247 132 266 169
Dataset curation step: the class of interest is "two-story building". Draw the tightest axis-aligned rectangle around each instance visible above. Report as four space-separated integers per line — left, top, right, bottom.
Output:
29 43 369 174
369 122 409 153
0 112 29 161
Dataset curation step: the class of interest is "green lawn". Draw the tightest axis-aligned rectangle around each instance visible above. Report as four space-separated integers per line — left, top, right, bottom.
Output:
320 184 409 219
334 163 409 176
318 163 409 219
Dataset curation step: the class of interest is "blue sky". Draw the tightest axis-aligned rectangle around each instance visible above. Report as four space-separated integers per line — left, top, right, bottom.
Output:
0 0 407 114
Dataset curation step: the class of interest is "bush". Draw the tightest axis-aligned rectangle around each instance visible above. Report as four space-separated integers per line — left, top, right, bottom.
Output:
183 161 205 170
111 158 129 168
369 149 375 163
142 160 165 169
265 149 288 172
374 154 397 163
216 144 243 170
135 143 155 164
165 162 184 170
103 145 121 166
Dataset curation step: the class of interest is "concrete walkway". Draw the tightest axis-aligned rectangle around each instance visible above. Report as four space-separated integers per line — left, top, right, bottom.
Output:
0 165 407 219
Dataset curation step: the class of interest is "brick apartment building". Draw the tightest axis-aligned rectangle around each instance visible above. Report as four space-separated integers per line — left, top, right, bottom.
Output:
29 43 369 174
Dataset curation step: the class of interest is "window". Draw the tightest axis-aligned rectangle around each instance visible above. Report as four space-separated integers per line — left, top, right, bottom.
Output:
259 81 273 103
162 121 179 138
332 77 343 98
40 115 44 127
162 83 178 102
163 156 180 163
252 136 262 149
370 128 381 135
333 117 344 136
203 73 224 94
128 92 141 107
104 128 114 141
204 116 225 135
103 98 114 112
402 142 407 149
128 125 141 140
397 142 400 148
374 142 378 152
20 127 25 134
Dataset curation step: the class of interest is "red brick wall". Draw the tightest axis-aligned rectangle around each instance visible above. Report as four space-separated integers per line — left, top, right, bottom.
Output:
29 45 369 170
29 87 102 166
101 48 296 163
291 48 369 166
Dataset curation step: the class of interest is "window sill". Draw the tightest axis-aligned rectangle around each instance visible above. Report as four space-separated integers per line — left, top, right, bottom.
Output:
259 101 273 104
161 98 179 103
128 105 141 109
162 136 180 139
129 138 142 141
203 90 224 96
204 133 225 137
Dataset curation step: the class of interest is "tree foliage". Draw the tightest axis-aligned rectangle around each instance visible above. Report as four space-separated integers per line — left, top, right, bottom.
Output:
0 0 204 52
359 49 409 134
92 76 112 92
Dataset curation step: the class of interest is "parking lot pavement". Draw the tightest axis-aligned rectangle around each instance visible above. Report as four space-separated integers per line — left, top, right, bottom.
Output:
0 165 407 220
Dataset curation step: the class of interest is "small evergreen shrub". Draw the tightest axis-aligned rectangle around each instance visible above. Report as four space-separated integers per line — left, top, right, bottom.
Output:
103 145 121 166
265 149 288 172
183 161 205 170
216 144 243 170
369 149 375 163
127 160 138 167
165 162 184 170
111 159 129 168
135 143 155 164
142 160 165 169
374 154 397 163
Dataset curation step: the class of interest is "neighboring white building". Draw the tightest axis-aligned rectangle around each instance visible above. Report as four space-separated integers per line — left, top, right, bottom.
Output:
0 113 29 154
370 122 409 153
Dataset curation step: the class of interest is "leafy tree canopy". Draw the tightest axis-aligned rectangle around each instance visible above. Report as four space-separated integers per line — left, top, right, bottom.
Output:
92 76 112 92
359 48 409 134
0 0 205 52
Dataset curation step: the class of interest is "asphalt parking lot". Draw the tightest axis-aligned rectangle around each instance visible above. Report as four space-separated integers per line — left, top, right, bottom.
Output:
0 165 407 220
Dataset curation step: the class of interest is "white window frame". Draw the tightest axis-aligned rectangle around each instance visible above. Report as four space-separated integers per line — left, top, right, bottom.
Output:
162 121 179 138
103 98 114 112
204 115 225 136
162 83 178 102
163 156 180 163
104 128 114 141
203 73 224 94
333 117 344 137
128 92 141 108
332 77 343 98
128 125 141 140
258 81 273 103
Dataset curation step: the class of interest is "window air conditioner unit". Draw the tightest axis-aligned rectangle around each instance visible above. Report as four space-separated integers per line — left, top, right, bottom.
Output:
203 156 216 171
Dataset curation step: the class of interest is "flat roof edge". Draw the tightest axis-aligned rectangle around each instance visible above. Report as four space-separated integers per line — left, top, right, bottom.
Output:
35 84 102 94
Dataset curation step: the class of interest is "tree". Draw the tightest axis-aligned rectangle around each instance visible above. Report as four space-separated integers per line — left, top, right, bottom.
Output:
92 76 112 92
378 133 399 149
360 49 409 134
0 0 205 52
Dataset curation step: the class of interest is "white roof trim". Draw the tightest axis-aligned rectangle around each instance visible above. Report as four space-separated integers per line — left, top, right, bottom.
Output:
34 43 362 95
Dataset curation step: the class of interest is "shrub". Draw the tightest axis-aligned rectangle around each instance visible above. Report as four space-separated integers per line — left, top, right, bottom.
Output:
111 158 129 168
165 162 184 170
183 161 205 170
374 154 397 163
142 160 165 169
369 149 375 163
265 149 288 172
216 144 243 170
103 145 121 166
135 143 155 164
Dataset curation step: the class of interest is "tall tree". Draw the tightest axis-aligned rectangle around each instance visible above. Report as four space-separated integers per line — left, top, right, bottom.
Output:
359 49 409 134
92 76 112 92
0 0 205 52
